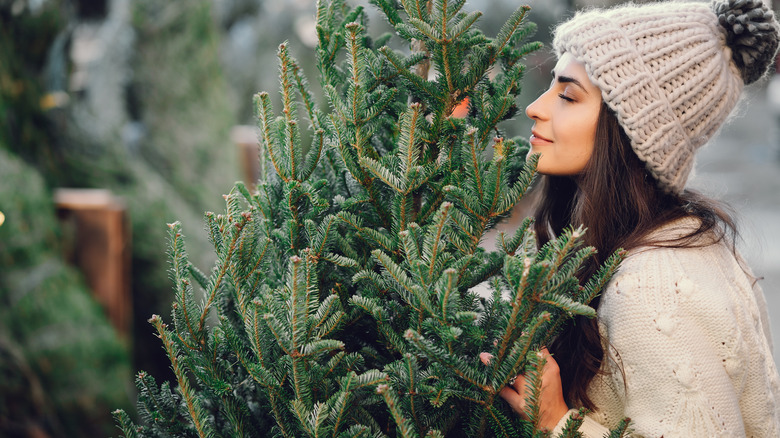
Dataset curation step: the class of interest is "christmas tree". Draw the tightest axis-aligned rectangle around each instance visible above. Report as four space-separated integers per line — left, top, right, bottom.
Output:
114 0 628 436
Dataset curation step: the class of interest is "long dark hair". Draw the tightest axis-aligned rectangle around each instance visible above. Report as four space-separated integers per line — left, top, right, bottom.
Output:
534 102 739 410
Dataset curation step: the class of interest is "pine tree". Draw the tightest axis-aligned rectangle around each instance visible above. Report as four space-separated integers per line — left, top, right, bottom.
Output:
114 1 627 436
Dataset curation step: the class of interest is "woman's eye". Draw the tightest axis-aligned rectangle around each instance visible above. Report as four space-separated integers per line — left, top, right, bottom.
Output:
558 93 575 102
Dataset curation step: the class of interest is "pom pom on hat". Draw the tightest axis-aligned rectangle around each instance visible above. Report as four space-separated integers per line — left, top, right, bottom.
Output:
553 0 780 193
714 0 780 84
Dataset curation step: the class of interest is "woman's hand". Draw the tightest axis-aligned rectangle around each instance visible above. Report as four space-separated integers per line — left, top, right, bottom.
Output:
479 348 570 431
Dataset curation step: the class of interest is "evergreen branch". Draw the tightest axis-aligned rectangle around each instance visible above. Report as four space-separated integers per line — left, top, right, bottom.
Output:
264 312 293 356
439 42 456 98
344 22 374 170
246 238 272 302
448 207 478 238
322 252 359 268
547 246 595 292
537 227 586 295
167 222 200 348
350 296 410 354
438 268 458 322
302 339 345 357
404 329 487 390
415 187 445 229
399 228 422 267
270 388 297 438
255 91 290 182
199 217 246 338
401 0 430 21
279 43 303 180
494 255 534 374
478 96 513 147
541 281 591 315
325 352 362 380
606 417 633 438
352 269 389 291
289 55 324 132
465 127 484 201
293 354 314 409
246 362 282 388
424 201 452 281
338 425 373 438
248 298 269 367
371 0 403 27
409 17 441 40
363 87 399 122
485 405 519 438
188 261 209 290
292 400 316 437
522 351 545 429
338 212 397 253
304 128 327 181
376 384 420 438
328 114 366 191
312 214 339 257
399 102 424 180
581 249 625 304
112 409 139 438
514 41 542 63
359 156 405 192
350 369 390 390
313 402 333 437
373 249 434 316
494 312 550 391
461 45 494 94
491 6 530 57
328 389 352 437
312 294 340 331
406 162 439 193
485 138 507 216
557 407 587 438
447 10 481 41
135 371 179 429
379 47 443 103
317 310 346 338
498 217 533 255
150 315 214 438
444 186 484 226
325 86 350 128
403 354 424 434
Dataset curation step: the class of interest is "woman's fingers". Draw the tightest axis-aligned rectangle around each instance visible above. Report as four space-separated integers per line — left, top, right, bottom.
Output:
480 347 569 429
498 384 529 419
510 373 527 393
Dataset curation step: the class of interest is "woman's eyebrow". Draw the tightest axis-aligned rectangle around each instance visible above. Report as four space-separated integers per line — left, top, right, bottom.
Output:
551 70 590 95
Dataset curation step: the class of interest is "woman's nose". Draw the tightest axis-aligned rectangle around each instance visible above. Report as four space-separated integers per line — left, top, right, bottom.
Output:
525 93 546 121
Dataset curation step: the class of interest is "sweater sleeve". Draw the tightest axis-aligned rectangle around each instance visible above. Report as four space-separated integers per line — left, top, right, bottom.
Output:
590 249 753 437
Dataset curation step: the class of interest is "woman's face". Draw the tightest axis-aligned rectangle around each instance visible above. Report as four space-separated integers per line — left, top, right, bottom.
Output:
525 53 602 176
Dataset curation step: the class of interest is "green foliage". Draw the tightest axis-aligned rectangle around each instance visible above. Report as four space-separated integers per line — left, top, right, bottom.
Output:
116 1 624 437
0 150 132 437
131 0 238 212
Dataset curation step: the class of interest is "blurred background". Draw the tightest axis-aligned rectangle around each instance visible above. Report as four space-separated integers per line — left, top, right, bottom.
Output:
1 0 778 436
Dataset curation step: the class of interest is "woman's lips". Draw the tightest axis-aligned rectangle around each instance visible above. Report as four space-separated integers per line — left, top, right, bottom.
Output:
530 131 552 145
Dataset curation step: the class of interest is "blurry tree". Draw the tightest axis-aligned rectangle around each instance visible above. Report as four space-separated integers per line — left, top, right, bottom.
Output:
1 0 243 425
0 149 133 437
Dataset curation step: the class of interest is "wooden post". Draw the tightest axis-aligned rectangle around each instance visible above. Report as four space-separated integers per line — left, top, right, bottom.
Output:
232 125 261 191
55 188 131 337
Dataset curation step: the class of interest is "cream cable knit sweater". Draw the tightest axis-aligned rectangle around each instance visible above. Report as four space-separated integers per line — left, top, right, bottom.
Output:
552 219 780 437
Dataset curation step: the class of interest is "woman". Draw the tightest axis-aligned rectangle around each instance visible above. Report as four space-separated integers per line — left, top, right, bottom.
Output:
486 0 780 435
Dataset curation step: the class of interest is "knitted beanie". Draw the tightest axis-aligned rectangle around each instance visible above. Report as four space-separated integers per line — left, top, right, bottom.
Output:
553 0 780 193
